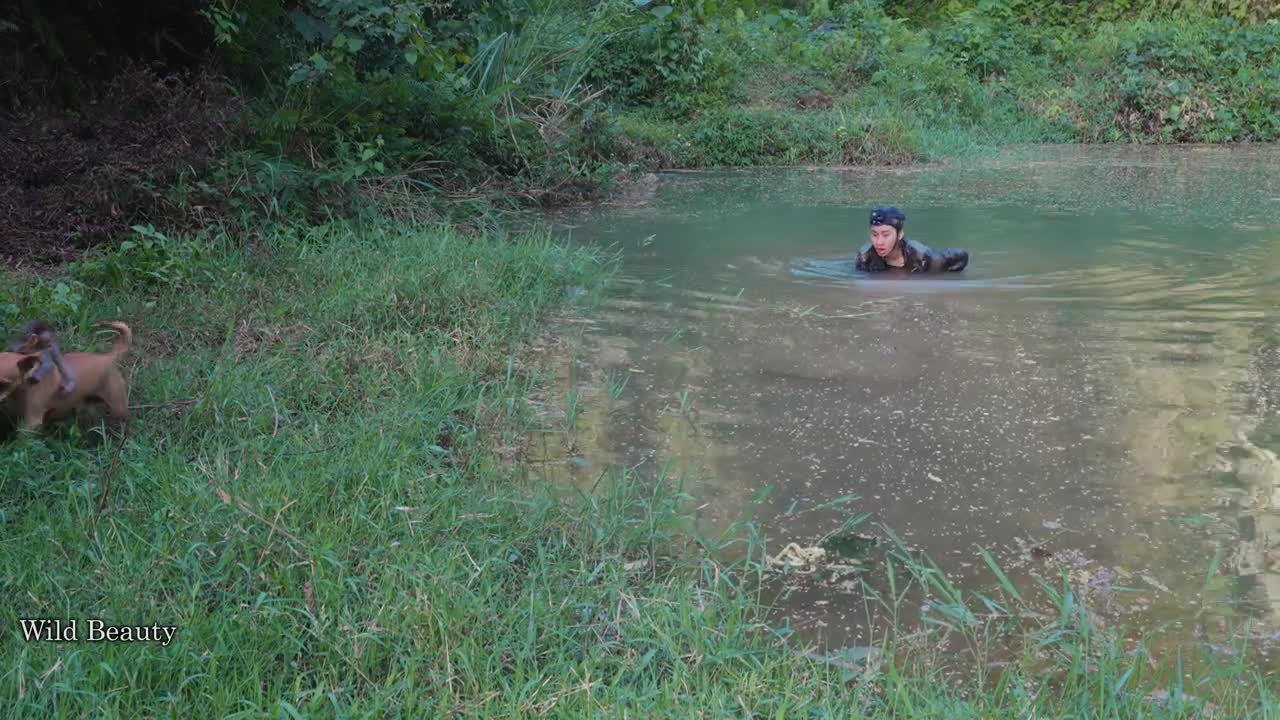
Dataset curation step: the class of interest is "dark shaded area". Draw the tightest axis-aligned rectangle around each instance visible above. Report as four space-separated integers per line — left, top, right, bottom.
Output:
1 0 215 108
0 0 236 263
0 66 240 263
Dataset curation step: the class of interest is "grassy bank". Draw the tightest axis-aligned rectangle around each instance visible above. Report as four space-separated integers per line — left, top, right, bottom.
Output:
1 221 1276 716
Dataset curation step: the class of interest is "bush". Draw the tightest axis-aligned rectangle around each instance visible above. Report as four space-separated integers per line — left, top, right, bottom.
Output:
588 0 735 115
886 0 1280 26
1058 18 1280 142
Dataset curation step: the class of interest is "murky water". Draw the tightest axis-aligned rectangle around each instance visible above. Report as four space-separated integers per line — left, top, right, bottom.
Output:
529 146 1280 656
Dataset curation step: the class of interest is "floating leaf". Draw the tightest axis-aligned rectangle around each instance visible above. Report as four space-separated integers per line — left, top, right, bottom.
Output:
1141 574 1171 593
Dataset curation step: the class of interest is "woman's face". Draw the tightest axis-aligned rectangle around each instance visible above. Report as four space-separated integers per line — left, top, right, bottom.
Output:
869 224 901 257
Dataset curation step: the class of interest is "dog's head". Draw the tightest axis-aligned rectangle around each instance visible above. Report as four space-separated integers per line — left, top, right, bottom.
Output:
0 353 43 402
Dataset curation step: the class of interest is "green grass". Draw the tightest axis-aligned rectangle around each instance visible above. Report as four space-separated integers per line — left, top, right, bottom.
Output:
2 218 1277 716
604 369 630 400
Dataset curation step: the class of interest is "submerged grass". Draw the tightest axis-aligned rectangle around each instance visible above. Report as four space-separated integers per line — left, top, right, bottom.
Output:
1 218 1276 716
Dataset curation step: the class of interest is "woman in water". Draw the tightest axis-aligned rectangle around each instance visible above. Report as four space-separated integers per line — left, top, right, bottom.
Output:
855 206 969 273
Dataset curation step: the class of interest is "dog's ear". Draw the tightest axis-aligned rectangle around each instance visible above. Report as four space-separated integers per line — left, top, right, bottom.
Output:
16 354 42 384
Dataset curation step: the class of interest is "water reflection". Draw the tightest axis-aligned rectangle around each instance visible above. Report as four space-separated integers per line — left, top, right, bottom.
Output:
527 146 1280 656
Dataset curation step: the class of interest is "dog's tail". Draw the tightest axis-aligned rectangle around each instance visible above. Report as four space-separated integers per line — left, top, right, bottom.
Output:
97 321 132 359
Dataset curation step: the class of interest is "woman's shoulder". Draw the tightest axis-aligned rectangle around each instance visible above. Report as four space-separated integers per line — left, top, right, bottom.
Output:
904 237 933 254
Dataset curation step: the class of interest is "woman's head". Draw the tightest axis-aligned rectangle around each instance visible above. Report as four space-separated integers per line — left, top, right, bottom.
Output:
868 206 906 257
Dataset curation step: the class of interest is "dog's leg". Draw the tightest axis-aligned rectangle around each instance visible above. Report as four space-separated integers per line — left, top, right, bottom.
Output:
18 396 46 432
100 371 130 432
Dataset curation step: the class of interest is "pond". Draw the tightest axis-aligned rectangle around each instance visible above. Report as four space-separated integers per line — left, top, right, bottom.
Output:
528 145 1280 656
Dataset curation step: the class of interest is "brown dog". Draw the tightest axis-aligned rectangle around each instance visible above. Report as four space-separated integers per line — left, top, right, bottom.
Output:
0 321 131 432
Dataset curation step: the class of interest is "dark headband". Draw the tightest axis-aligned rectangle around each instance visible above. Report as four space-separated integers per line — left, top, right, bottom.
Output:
869 206 906 229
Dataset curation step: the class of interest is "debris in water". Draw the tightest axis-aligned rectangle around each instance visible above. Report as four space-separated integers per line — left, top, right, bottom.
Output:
822 532 879 562
1088 568 1118 592
768 543 827 574
1141 574 1171 593
1146 689 1217 717
801 645 882 684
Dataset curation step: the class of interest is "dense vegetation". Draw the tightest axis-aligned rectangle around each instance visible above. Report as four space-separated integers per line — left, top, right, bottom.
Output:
4 0 1280 253
3 0 1279 715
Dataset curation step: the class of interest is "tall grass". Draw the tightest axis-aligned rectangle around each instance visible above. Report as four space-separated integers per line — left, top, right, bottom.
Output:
837 530 1275 718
